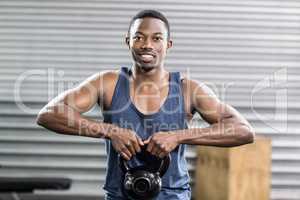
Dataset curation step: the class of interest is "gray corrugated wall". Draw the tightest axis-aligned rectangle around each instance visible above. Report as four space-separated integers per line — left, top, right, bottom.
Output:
0 0 300 199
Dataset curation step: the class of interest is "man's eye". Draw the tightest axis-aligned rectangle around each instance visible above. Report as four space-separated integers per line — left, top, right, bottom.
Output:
154 37 162 41
134 36 142 41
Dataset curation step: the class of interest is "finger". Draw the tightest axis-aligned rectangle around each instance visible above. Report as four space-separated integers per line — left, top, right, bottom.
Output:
120 151 130 161
151 143 162 156
158 151 167 159
151 147 160 156
121 146 132 160
143 138 150 144
146 139 155 153
133 137 141 153
125 140 136 156
136 136 144 146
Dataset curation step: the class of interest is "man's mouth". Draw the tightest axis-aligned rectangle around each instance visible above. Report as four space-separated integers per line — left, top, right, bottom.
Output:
138 53 155 63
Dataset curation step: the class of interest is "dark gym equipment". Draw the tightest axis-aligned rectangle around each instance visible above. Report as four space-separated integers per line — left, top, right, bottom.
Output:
119 146 171 200
0 176 72 200
0 177 71 193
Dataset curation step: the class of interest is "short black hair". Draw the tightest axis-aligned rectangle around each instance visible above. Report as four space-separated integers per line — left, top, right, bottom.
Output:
127 10 170 40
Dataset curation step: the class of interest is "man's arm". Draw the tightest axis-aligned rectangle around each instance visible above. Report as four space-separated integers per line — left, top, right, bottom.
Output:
36 71 112 138
36 71 144 160
145 78 255 158
175 79 255 147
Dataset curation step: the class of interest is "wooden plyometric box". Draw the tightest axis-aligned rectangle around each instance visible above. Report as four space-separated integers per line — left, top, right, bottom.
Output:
194 137 271 200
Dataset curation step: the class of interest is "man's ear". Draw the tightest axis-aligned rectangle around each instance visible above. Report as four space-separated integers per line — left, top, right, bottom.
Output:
167 40 173 49
125 36 130 49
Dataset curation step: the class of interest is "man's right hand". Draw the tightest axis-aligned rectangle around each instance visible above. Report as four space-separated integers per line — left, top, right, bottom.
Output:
108 126 144 161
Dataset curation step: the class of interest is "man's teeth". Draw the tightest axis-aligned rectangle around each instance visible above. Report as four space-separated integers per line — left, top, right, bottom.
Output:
141 55 153 58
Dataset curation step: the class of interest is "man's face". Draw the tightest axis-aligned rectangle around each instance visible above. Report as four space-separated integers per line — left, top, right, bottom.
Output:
126 17 172 71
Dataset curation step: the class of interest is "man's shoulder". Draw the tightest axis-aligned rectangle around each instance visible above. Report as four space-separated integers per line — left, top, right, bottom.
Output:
179 74 215 97
90 69 123 109
179 74 202 90
99 69 120 80
82 69 121 93
87 69 120 86
99 69 122 91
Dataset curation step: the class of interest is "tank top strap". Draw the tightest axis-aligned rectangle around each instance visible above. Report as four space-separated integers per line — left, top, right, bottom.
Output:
120 66 130 95
169 71 181 94
119 66 130 83
165 71 187 127
105 67 131 115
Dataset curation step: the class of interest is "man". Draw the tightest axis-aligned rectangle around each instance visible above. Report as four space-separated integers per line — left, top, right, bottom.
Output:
37 10 254 200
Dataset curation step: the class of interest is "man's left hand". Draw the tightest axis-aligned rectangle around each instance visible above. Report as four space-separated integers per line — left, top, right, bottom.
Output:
144 132 179 158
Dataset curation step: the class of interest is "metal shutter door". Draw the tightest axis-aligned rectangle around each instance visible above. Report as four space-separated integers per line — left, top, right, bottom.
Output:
0 0 299 199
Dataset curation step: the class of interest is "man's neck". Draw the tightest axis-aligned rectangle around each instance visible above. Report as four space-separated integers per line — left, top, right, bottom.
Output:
131 65 169 85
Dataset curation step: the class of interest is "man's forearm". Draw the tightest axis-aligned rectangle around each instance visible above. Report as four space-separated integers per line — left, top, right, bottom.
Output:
36 104 115 139
175 120 255 147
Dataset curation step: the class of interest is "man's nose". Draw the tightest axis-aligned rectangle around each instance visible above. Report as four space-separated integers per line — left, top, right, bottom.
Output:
142 38 153 49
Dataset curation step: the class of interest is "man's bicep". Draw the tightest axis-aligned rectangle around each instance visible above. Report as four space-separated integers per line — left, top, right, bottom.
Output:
191 81 248 125
192 85 219 124
190 81 228 124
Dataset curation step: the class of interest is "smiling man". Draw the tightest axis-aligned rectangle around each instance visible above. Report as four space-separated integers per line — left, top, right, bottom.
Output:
36 10 255 200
